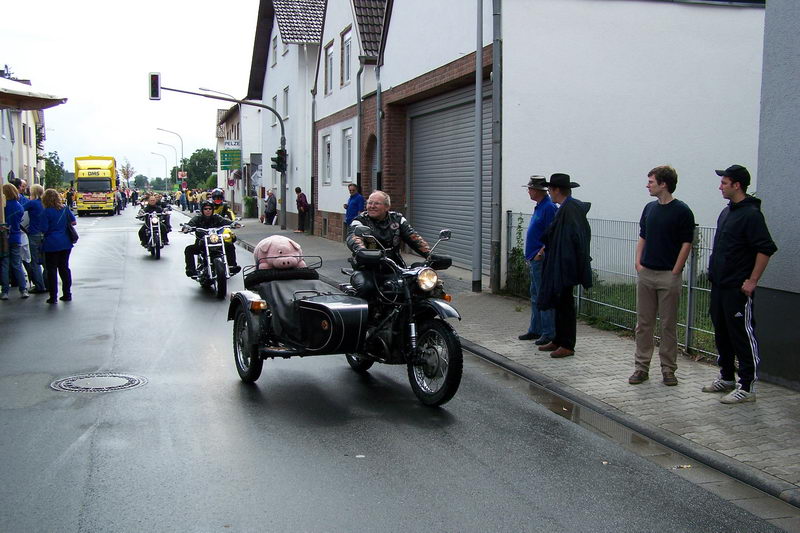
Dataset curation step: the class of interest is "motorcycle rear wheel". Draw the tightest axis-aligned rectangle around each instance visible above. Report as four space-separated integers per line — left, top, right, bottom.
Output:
233 307 263 382
407 319 463 407
213 257 227 300
345 353 374 373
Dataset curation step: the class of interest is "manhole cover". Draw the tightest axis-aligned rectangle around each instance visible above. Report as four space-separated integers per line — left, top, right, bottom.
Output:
50 373 147 393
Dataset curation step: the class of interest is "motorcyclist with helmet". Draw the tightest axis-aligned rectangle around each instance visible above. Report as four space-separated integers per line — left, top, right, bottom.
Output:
137 193 170 246
346 190 431 296
210 188 236 221
183 200 240 277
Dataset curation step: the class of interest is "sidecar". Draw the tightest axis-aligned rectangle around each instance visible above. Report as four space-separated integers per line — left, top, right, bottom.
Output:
227 262 369 382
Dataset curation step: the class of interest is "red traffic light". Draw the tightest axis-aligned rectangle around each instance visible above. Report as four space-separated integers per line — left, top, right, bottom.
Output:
149 73 161 100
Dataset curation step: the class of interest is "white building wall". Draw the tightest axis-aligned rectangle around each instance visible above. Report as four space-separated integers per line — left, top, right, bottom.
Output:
503 0 764 228
0 110 13 186
261 19 318 215
380 0 493 89
317 117 358 214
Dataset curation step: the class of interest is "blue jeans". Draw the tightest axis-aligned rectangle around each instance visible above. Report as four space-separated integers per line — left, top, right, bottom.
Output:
27 233 46 291
1 243 28 294
528 258 554 339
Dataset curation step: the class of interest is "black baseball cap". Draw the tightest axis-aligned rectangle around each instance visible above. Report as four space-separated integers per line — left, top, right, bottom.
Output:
715 164 750 188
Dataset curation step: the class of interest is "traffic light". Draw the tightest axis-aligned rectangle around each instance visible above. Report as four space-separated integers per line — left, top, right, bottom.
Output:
148 72 161 100
271 149 287 173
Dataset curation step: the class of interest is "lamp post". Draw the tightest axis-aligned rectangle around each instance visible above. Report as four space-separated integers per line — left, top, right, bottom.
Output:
156 127 184 172
157 141 178 190
199 87 245 216
150 152 168 192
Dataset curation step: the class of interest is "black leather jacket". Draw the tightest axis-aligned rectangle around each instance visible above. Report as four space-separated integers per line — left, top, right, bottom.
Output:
346 211 430 266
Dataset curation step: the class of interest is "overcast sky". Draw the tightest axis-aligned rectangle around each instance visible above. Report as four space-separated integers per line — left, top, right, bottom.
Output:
1 0 260 179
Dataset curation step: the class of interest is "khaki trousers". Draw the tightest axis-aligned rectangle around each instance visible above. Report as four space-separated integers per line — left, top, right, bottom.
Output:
634 267 682 374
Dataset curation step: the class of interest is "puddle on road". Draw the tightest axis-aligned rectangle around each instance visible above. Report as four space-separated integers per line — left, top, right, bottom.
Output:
467 355 800 530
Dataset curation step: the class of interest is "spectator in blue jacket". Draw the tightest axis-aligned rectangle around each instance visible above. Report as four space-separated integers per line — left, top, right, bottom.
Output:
1 183 29 299
24 184 48 293
344 183 365 227
41 188 76 304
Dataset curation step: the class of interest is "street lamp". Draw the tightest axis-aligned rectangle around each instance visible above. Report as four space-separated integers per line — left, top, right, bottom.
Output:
157 141 178 190
156 127 184 172
150 152 168 191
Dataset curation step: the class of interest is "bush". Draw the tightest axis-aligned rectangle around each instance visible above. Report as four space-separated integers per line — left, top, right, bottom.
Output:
243 196 257 218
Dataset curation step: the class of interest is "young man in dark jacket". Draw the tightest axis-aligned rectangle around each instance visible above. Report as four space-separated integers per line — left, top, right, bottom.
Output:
702 165 777 404
183 201 240 277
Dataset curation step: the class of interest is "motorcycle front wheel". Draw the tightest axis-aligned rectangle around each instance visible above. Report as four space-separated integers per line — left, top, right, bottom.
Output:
345 353 374 373
154 241 161 260
213 257 227 300
407 319 463 407
233 307 263 382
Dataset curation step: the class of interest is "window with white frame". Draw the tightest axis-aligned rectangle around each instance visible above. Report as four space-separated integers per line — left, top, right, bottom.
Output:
342 128 353 181
324 42 334 95
272 36 277 66
283 87 289 119
271 96 278 125
322 135 332 184
341 29 352 86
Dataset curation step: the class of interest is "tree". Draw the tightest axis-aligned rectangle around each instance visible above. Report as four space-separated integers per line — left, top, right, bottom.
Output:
185 148 216 189
204 173 218 190
42 151 66 190
133 174 149 189
152 177 165 190
118 158 136 187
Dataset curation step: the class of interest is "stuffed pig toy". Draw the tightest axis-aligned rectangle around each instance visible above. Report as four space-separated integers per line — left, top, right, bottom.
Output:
253 235 307 270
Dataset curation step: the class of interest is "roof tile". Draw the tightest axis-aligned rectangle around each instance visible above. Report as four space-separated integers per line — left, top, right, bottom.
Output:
274 0 326 44
353 0 387 57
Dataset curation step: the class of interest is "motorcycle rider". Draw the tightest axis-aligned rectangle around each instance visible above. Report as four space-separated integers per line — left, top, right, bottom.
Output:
184 200 240 277
346 190 431 296
210 188 236 221
137 194 170 246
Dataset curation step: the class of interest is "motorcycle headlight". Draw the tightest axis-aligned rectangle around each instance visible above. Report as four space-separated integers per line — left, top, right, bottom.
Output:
150 216 159 225
416 267 438 291
209 234 221 244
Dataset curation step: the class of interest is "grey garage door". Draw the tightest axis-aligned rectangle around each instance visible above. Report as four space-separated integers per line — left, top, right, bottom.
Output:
409 82 492 271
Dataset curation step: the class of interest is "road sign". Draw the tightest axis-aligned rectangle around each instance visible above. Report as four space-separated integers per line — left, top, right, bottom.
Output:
220 149 241 170
224 140 241 150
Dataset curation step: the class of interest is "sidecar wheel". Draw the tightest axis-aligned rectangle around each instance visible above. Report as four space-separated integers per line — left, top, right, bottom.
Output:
407 320 463 407
214 257 227 300
233 307 263 382
345 353 374 373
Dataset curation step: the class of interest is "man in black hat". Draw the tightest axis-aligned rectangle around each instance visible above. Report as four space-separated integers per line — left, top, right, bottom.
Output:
702 164 776 404
518 176 557 345
537 173 592 358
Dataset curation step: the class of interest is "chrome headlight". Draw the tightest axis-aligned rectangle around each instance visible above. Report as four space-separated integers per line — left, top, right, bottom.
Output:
416 267 438 291
150 216 159 225
209 234 221 244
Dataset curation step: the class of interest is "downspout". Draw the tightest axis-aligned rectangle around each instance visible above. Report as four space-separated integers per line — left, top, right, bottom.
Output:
304 43 315 233
356 59 365 189
375 65 382 191
472 0 483 293
490 0 502 293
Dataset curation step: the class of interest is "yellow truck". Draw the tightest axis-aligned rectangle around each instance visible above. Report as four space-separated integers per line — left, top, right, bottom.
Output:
74 156 117 216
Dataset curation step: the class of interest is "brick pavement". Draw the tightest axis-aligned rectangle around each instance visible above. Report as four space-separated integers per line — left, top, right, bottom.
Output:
231 219 800 507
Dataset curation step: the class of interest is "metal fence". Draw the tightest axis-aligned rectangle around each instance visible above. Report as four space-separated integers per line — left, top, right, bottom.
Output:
506 211 718 356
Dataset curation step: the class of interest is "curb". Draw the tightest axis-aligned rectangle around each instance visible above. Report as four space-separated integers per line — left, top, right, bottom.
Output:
460 339 800 509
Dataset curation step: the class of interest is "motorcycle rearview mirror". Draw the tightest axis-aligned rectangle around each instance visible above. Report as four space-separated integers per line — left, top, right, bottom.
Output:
439 229 451 241
353 225 372 238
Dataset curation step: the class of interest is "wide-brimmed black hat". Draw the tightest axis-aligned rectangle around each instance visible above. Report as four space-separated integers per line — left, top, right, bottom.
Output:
543 173 580 189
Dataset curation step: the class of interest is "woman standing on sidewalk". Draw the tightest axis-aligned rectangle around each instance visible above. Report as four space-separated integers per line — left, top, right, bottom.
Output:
24 184 48 294
1 183 29 300
41 189 76 304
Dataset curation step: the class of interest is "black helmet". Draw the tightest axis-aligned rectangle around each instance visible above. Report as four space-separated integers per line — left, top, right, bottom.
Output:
200 200 215 213
211 188 225 204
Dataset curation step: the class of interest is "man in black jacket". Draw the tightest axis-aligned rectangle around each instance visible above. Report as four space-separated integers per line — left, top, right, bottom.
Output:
702 165 777 404
183 201 240 277
537 173 592 359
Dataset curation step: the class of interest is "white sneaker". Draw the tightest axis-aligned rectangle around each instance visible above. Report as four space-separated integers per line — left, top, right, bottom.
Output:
720 385 756 404
0 292 8 301
701 378 736 393
20 289 30 299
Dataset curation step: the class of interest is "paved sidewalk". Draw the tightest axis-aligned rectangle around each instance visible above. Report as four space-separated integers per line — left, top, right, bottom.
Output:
230 218 800 508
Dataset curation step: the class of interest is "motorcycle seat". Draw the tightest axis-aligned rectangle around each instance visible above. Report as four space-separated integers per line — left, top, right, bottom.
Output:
244 267 319 290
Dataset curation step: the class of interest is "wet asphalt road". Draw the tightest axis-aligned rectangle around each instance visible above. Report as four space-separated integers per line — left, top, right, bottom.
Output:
0 208 782 533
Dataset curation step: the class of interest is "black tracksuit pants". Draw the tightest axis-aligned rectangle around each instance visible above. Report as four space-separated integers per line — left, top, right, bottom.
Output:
709 285 759 392
554 286 577 350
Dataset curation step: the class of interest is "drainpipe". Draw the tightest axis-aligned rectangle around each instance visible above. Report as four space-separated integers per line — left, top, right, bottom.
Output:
375 65 382 191
356 59 365 190
472 0 483 293
490 0 502 293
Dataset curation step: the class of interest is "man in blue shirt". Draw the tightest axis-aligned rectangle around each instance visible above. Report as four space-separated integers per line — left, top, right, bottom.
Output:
344 183 365 227
518 176 557 345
